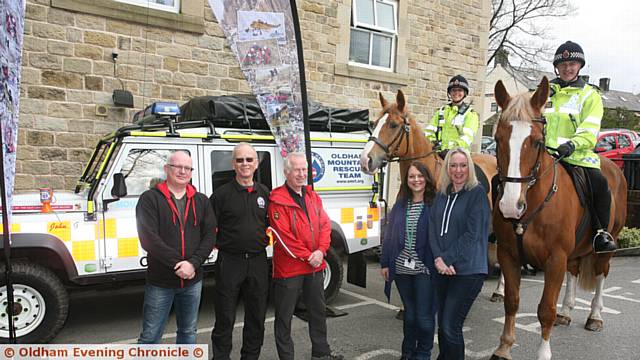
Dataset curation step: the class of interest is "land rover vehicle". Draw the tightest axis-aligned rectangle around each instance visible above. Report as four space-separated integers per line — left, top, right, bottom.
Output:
0 97 382 343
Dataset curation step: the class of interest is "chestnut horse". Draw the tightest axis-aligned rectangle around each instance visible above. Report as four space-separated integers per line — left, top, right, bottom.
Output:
359 90 500 271
359 90 498 197
491 77 627 360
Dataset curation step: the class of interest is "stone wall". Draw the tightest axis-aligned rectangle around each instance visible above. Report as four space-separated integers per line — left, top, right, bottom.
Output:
16 0 489 191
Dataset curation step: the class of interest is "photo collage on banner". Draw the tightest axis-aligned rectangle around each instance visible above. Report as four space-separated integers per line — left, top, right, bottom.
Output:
209 0 305 156
0 0 25 221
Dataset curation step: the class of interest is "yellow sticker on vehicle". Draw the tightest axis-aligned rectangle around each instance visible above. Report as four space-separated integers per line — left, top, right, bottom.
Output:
72 240 96 261
118 237 139 257
341 208 354 223
48 221 71 241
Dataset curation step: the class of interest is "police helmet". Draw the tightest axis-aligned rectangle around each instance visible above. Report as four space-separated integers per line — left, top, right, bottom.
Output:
447 75 469 95
553 41 585 68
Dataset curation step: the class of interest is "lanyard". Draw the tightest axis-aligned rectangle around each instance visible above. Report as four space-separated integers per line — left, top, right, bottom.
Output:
405 200 423 250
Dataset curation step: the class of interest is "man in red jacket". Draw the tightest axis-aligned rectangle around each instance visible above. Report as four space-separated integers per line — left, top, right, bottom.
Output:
136 150 216 344
268 152 343 360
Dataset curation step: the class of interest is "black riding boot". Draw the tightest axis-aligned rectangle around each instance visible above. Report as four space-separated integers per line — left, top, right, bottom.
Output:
586 168 617 254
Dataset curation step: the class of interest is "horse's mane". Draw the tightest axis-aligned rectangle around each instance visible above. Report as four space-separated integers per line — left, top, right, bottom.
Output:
500 93 536 124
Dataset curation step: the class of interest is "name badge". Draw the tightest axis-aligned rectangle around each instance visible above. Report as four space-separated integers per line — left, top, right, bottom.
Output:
403 258 416 270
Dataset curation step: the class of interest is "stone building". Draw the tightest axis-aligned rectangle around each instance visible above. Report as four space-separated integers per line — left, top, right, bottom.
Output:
17 0 490 191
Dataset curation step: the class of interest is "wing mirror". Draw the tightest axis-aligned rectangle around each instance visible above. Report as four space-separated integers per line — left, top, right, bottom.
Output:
104 173 128 210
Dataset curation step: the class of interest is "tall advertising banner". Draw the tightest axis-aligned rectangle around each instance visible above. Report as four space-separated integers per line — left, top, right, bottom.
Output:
208 0 307 157
1 0 24 223
0 0 25 342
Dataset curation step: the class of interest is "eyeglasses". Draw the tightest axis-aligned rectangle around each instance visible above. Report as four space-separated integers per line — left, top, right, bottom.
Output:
234 157 255 164
167 164 194 172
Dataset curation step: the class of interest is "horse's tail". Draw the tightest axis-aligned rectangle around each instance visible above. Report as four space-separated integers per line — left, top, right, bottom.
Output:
577 254 597 291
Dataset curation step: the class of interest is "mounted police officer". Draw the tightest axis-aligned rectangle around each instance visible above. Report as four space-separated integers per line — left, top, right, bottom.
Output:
425 75 479 158
544 40 617 253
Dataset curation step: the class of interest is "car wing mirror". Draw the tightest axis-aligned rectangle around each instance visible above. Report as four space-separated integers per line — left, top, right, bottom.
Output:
104 173 128 210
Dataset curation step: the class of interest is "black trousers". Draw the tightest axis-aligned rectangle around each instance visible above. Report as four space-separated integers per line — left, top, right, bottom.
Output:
585 167 611 229
211 250 269 360
273 272 330 360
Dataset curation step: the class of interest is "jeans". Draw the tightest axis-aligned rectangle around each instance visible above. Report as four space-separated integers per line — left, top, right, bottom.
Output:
138 280 203 344
395 273 436 360
434 274 485 360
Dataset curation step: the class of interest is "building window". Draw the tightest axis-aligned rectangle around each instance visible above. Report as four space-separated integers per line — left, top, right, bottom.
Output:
349 0 397 70
491 102 498 112
115 0 180 13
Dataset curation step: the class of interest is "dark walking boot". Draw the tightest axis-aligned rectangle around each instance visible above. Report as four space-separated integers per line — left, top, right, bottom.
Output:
593 229 617 253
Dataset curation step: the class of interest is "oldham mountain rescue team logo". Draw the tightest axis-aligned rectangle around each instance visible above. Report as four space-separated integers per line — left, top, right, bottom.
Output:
311 151 325 183
273 211 279 220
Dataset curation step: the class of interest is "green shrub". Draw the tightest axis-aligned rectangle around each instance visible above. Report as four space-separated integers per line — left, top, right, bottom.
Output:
618 227 640 249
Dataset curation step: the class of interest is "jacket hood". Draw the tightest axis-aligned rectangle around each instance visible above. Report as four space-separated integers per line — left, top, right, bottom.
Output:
270 184 313 206
155 181 197 200
154 181 198 226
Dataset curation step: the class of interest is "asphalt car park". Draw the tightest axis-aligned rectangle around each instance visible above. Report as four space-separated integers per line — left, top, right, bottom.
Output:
53 256 640 359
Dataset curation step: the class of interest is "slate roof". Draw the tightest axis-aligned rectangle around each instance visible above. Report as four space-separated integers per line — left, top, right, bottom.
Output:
493 64 640 112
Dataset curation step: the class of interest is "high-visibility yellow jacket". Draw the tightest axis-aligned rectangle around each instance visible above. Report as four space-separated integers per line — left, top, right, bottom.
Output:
425 103 478 151
543 78 603 169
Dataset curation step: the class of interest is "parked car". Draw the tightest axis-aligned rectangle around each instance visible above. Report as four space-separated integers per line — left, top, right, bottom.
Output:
481 135 496 155
595 129 636 168
620 129 640 149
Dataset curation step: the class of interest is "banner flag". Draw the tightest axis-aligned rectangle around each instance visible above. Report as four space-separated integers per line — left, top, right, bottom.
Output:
1 0 25 224
208 0 306 157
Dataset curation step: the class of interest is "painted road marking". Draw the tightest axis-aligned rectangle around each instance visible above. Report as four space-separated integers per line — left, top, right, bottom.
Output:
114 291 392 343
354 349 402 359
632 279 640 284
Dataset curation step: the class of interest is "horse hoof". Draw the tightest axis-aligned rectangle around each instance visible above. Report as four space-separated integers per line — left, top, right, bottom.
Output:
490 355 510 360
585 318 604 332
490 293 504 302
554 314 571 326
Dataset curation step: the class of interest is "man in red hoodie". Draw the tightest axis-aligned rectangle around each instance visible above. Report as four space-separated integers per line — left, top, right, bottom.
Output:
268 152 343 360
136 150 216 344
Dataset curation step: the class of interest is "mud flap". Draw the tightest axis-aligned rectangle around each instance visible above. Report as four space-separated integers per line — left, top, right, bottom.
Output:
347 252 367 288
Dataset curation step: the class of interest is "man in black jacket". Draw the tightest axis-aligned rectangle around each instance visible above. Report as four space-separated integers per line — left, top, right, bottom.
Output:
136 150 216 344
210 143 270 360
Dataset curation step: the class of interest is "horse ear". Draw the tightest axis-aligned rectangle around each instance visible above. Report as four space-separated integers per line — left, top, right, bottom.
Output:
494 80 511 110
379 92 388 109
396 90 406 112
530 76 549 111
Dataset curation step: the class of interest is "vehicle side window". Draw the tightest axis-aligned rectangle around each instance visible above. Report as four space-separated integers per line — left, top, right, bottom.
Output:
210 150 272 192
617 134 631 149
120 149 189 196
596 135 615 152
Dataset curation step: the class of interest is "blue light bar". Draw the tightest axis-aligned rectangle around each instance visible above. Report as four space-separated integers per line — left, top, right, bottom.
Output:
144 102 181 117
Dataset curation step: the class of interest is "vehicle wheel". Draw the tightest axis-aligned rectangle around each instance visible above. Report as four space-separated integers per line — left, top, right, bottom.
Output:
323 247 343 304
0 262 69 343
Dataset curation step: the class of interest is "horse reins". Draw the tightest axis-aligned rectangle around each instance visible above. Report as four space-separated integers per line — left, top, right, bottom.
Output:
497 117 564 266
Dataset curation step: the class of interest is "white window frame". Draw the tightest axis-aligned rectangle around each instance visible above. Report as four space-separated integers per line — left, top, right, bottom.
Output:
349 0 398 72
115 0 180 13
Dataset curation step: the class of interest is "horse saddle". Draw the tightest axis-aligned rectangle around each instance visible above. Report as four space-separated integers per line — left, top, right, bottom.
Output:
474 163 490 195
559 162 592 244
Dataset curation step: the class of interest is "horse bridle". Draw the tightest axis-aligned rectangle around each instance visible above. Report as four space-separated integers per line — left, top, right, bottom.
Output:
368 112 437 163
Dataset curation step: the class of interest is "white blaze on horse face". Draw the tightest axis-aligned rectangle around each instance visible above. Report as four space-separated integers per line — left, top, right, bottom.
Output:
499 121 532 219
360 113 388 173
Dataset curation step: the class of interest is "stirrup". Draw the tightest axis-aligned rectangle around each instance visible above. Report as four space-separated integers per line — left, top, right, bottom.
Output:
592 229 617 254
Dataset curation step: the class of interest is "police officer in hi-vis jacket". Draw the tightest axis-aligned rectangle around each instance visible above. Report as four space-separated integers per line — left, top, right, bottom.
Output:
544 40 617 253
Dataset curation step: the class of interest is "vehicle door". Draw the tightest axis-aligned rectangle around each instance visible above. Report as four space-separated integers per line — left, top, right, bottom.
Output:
98 143 200 273
616 133 635 160
200 143 277 261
